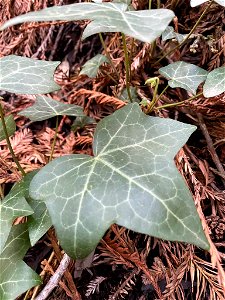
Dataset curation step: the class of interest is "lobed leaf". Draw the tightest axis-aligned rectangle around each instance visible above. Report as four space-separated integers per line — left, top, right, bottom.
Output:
80 54 109 78
203 66 225 97
19 95 85 121
0 115 16 141
30 103 209 259
0 55 60 94
0 3 175 43
0 224 41 300
159 61 208 94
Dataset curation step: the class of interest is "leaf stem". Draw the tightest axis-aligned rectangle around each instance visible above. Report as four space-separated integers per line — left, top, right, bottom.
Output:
99 33 119 80
156 92 203 109
121 33 133 103
0 100 26 176
153 1 213 66
49 116 59 162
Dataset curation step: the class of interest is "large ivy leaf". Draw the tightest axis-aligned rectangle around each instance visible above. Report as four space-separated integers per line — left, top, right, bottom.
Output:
30 103 209 259
0 3 174 43
0 115 16 141
203 66 225 97
0 224 41 300
19 95 85 121
191 0 225 7
0 55 60 94
80 54 109 78
159 61 208 94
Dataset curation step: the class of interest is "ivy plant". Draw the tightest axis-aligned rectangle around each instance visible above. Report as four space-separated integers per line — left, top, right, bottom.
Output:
1 0 224 298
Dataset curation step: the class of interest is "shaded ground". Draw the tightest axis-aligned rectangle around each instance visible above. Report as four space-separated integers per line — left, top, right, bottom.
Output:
0 0 225 299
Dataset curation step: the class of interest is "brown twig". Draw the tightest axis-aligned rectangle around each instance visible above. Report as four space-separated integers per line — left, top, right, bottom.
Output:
197 113 225 187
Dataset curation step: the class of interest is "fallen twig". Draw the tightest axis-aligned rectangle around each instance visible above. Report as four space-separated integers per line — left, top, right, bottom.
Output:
35 253 72 300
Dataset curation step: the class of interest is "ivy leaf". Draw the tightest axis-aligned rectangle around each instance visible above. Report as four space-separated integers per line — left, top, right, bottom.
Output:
0 55 60 94
0 171 51 252
80 54 109 78
19 95 85 121
0 175 33 253
23 172 52 246
159 61 208 94
162 26 188 43
30 103 209 259
191 0 225 7
72 116 95 132
0 115 16 141
203 66 225 97
0 3 174 43
119 86 139 102
0 224 41 300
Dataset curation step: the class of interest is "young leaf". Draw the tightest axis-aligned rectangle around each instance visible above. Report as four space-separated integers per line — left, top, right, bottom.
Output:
0 224 41 300
0 3 175 43
162 26 188 43
30 103 209 259
0 115 16 141
203 66 225 97
19 95 85 121
72 116 95 132
80 54 109 78
191 0 225 7
0 55 60 94
159 61 208 94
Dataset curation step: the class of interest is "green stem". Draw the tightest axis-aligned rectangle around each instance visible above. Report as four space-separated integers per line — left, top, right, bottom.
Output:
149 0 152 9
156 92 203 109
153 1 213 66
158 84 169 100
0 101 26 176
121 33 133 103
49 116 59 162
99 33 120 80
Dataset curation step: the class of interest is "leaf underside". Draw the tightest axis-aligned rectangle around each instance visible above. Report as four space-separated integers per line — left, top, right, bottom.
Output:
19 95 85 121
203 66 225 97
159 61 208 94
0 115 16 141
30 103 209 259
0 3 174 43
0 224 41 300
0 55 60 94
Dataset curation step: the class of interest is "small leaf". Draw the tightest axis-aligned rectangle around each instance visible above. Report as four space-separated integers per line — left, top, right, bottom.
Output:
159 61 208 94
0 175 34 253
191 0 225 7
72 116 95 132
0 55 60 94
0 224 41 300
0 3 175 43
0 171 51 252
30 103 209 259
80 54 109 78
0 115 16 141
203 66 225 97
119 86 139 102
162 26 188 43
19 95 85 121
